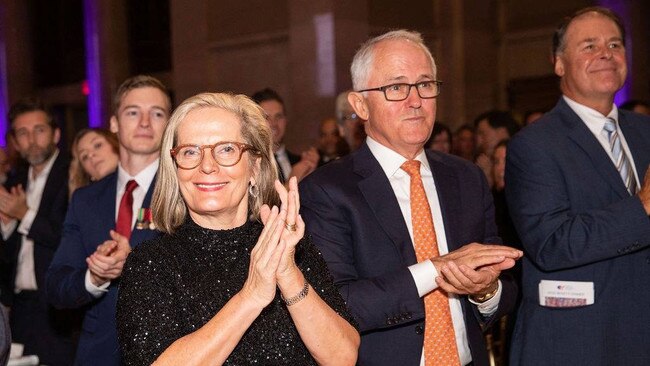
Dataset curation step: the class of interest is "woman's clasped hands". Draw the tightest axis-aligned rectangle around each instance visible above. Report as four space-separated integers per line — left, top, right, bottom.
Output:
241 177 306 308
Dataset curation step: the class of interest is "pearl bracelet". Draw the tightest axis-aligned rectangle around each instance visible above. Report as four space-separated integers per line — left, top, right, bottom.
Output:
281 280 309 306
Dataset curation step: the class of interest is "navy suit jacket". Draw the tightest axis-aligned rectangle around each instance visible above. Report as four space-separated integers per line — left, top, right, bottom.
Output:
0 304 9 366
300 144 517 366
506 98 650 365
46 171 161 366
0 152 70 306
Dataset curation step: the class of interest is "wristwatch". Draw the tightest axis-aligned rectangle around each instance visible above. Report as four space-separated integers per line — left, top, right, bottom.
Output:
470 282 499 303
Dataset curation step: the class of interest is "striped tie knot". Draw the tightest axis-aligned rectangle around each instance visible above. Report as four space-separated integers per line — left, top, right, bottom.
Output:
603 118 617 134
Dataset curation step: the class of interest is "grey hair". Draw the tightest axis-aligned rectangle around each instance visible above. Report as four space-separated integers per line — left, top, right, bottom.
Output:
350 30 437 91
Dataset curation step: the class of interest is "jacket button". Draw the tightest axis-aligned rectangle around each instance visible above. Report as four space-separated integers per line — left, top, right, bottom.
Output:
415 325 424 335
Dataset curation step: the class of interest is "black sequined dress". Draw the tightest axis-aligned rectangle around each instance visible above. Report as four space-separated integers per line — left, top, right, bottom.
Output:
116 218 356 365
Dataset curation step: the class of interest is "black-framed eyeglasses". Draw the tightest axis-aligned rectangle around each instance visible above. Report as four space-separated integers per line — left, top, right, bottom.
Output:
357 80 442 101
170 141 259 170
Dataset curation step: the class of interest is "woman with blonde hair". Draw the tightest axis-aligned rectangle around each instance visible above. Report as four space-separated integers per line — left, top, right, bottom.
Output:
68 128 119 196
117 92 359 365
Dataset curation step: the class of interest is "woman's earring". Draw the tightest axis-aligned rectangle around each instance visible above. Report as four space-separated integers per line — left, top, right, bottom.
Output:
248 183 259 198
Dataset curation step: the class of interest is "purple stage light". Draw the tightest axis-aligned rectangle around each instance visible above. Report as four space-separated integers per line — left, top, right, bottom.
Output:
84 0 102 127
0 2 8 145
598 1 631 106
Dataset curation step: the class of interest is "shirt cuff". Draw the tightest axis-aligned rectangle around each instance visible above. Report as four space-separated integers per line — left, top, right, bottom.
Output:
17 208 37 235
85 270 110 298
468 280 502 316
408 259 439 297
0 219 18 241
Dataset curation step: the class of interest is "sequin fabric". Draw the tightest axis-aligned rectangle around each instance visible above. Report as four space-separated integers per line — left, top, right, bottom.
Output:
117 218 357 365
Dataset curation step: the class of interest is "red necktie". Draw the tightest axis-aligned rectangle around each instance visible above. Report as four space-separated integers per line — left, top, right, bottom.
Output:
401 160 460 366
116 180 138 239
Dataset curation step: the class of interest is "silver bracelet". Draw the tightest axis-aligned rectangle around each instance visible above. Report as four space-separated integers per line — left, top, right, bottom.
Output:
281 280 309 306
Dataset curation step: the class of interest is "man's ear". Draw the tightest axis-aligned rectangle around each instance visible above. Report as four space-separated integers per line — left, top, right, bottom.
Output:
109 116 119 134
53 128 61 145
348 92 369 121
554 54 565 77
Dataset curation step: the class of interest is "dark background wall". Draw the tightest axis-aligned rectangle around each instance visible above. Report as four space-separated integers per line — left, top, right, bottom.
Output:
1 0 647 151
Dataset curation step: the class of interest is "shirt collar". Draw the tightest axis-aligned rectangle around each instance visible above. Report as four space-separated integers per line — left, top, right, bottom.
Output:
366 136 431 178
275 144 286 156
563 95 619 127
117 158 159 192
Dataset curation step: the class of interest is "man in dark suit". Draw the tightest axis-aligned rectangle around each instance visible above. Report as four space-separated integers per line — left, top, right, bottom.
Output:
251 88 319 183
0 98 76 365
506 7 650 365
46 75 171 366
473 110 519 189
300 30 521 366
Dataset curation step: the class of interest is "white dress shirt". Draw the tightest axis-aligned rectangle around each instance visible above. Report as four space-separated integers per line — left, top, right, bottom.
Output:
563 96 640 186
274 145 293 181
0 150 59 292
367 137 501 366
84 159 159 296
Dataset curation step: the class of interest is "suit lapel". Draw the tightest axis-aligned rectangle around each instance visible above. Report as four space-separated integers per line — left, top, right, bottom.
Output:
619 112 650 181
426 151 462 251
353 145 417 265
94 173 118 244
559 100 630 199
8 165 28 190
39 152 69 213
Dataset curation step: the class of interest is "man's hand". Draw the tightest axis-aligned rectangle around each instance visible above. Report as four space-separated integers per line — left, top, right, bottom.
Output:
431 243 522 296
435 260 500 296
289 147 319 182
86 230 132 287
0 211 12 224
475 153 494 189
431 243 522 272
0 185 28 220
638 165 650 215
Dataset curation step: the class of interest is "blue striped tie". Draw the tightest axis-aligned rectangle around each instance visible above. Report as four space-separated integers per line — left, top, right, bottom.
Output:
603 118 637 194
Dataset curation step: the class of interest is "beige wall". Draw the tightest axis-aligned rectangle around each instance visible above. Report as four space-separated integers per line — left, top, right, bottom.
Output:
2 0 649 148
169 0 650 140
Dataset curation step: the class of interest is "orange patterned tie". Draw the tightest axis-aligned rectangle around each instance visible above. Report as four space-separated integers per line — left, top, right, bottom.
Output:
401 160 460 366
